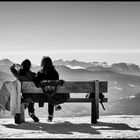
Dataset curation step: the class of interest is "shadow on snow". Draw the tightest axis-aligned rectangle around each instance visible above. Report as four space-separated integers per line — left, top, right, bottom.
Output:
3 120 140 135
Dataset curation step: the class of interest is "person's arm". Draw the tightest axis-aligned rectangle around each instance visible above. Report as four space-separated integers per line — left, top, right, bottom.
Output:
10 64 30 81
10 64 20 78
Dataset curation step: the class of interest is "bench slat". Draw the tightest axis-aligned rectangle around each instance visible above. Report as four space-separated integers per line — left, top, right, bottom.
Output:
66 98 108 103
23 96 108 103
21 81 108 93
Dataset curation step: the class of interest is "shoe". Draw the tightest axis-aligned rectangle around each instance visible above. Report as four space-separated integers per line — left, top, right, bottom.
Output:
55 105 62 111
47 115 53 122
29 113 39 122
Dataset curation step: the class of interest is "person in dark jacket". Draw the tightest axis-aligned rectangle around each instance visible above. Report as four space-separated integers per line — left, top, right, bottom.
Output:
34 56 69 122
10 59 39 122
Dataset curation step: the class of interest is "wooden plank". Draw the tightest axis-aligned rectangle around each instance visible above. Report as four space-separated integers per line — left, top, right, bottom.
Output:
63 98 95 103
21 81 108 94
66 98 108 103
22 94 108 103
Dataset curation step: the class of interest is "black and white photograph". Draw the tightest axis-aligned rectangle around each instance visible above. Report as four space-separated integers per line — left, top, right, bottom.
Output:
0 1 140 139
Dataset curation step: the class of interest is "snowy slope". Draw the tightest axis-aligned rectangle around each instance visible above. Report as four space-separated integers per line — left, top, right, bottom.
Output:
0 115 140 138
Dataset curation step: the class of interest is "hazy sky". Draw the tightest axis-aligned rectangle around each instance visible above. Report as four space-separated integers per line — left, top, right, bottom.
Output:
0 2 140 65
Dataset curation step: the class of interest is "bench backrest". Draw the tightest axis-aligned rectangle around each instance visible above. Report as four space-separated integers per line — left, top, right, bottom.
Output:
21 80 108 94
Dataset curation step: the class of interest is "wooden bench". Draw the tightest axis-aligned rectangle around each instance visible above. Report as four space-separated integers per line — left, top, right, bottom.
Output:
15 80 108 124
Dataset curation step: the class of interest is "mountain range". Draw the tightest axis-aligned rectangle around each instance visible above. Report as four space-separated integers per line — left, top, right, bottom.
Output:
0 58 140 118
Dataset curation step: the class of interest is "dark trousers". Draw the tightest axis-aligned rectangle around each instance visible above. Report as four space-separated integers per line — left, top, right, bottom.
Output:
28 100 54 116
22 94 35 114
48 103 54 116
46 93 70 105
28 103 35 114
27 97 54 116
46 93 69 116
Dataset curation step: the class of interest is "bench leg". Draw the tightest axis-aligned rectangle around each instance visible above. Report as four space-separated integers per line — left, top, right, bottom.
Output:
91 80 100 124
20 103 25 122
91 100 97 124
14 113 21 124
14 103 25 124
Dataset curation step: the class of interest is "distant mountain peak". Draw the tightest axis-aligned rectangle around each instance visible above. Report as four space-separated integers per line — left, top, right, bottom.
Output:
0 58 13 65
71 59 78 62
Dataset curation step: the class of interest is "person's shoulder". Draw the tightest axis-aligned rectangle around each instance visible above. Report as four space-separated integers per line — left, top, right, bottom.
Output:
36 71 44 77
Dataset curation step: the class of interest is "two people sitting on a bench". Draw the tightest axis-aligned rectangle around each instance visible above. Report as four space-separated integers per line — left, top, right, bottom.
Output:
10 56 70 122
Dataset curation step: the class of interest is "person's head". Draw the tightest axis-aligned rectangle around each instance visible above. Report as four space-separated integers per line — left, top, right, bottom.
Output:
21 59 31 72
41 56 53 67
40 56 53 73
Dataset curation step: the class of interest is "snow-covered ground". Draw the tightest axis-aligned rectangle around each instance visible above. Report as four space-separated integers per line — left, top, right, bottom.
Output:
0 115 140 139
